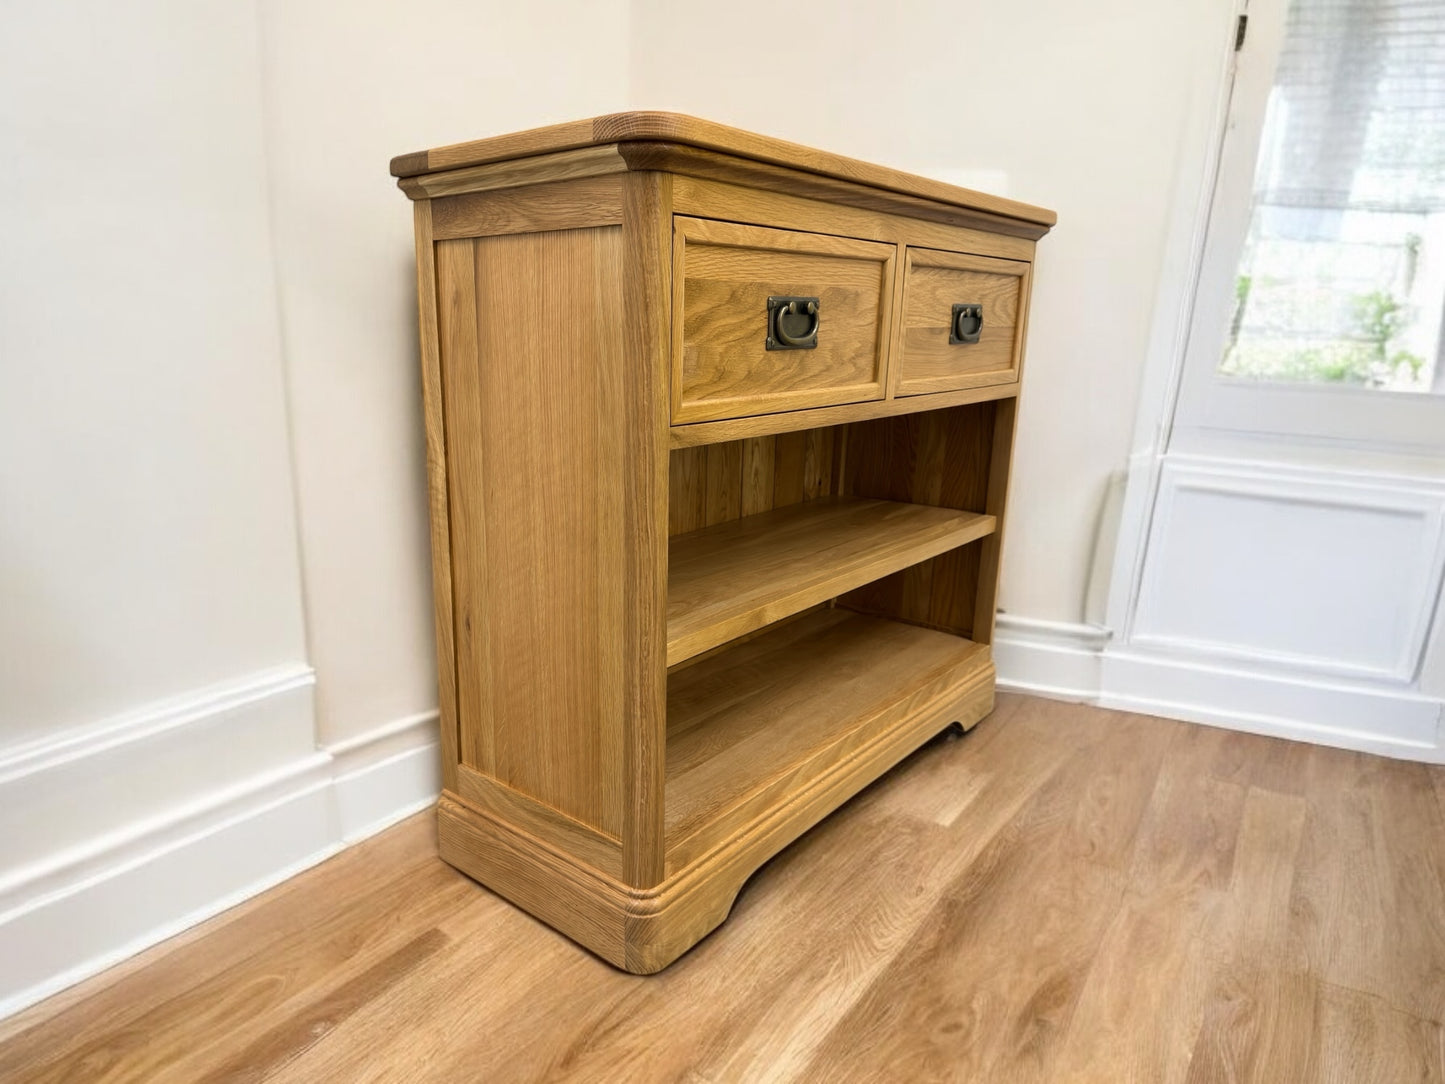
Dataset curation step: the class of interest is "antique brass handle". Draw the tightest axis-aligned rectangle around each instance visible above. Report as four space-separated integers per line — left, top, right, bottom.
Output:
766 296 820 350
951 303 983 345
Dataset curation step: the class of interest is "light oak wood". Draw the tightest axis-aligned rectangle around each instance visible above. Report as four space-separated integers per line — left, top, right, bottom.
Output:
7 700 1445 1083
390 111 1057 232
670 174 1039 263
397 143 629 200
665 609 992 871
668 428 838 533
412 201 460 793
396 115 1052 971
620 141 1050 240
437 225 635 837
454 763 622 877
840 404 998 640
671 216 894 423
972 397 1020 645
667 497 995 666
893 247 1031 397
667 377 1018 448
399 137 1052 241
618 169 673 888
430 174 624 240
439 611 995 974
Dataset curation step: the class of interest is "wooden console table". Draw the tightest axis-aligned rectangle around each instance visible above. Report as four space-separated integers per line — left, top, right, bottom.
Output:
391 113 1054 972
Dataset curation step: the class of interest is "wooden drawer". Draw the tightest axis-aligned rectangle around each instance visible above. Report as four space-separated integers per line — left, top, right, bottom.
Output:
672 216 895 423
893 248 1030 396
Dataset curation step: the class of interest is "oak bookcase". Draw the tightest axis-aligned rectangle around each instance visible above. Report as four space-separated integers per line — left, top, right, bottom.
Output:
391 113 1054 972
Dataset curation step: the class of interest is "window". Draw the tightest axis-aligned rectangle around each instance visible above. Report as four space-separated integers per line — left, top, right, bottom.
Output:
1220 0 1445 394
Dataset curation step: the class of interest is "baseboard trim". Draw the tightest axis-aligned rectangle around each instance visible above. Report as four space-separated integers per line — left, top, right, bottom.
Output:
0 664 317 785
993 614 1110 703
0 668 320 887
0 679 442 1021
995 615 1444 763
0 773 341 1022
333 734 441 842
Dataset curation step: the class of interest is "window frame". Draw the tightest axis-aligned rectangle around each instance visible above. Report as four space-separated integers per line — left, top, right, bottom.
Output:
1171 0 1445 456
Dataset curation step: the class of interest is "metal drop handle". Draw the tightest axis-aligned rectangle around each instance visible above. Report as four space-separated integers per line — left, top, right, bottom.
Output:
766 296 821 350
951 303 983 345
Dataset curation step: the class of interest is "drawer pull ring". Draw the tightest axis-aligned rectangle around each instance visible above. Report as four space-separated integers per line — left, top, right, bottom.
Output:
766 295 820 350
950 303 984 345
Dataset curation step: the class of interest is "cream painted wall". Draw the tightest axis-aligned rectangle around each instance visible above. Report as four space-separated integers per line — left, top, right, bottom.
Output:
250 0 1239 744
0 1 307 748
0 0 1241 751
255 0 630 743
628 0 1232 624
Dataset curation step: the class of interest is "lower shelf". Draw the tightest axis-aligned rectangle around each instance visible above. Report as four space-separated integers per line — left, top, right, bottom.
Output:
665 607 991 872
437 607 996 973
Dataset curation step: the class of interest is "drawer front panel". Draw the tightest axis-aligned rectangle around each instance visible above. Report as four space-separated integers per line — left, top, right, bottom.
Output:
894 247 1029 396
673 216 895 423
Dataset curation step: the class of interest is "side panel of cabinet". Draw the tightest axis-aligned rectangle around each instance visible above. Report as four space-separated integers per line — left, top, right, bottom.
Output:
435 223 647 845
413 201 460 795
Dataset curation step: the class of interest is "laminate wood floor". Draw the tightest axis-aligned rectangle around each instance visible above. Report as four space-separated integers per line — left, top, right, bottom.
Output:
3 694 1443 1082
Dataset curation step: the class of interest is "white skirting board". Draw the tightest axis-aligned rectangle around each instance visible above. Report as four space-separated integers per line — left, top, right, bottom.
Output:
0 669 442 1021
6 616 1438 1024
994 614 1445 763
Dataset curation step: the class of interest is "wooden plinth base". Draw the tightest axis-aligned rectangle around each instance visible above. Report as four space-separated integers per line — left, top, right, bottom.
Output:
437 664 994 974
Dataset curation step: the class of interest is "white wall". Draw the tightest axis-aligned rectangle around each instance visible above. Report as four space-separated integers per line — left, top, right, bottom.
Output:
256 0 629 743
987 0 1445 761
629 0 1231 624
0 0 306 749
0 0 627 1018
257 0 1221 753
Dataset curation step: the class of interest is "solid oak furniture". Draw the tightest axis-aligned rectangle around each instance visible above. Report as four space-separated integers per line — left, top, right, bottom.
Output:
390 112 1054 973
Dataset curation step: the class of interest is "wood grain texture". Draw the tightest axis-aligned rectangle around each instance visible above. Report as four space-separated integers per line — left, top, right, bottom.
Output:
454 764 622 877
438 609 995 973
9 700 1444 1083
665 608 991 872
839 403 999 640
397 143 629 200
430 174 624 240
671 216 894 423
971 397 1018 645
667 378 1018 448
437 225 633 837
618 169 673 889
400 138 1051 240
389 111 1057 231
894 248 1030 396
411 201 460 792
668 428 837 534
667 496 996 666
670 174 1039 264
618 141 1051 240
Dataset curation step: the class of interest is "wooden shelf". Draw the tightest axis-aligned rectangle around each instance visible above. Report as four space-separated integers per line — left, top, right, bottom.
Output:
665 608 990 871
667 497 995 667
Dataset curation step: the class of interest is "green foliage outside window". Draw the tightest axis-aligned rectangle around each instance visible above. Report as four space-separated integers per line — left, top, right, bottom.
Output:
1221 279 1425 387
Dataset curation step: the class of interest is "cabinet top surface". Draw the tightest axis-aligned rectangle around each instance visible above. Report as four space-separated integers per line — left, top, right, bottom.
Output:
389 111 1055 231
